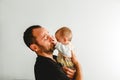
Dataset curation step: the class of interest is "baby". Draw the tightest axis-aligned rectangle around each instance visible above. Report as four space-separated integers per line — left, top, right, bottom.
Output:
54 27 75 69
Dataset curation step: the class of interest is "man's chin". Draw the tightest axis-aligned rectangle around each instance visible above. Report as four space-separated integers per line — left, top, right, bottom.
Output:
46 45 54 53
50 47 55 53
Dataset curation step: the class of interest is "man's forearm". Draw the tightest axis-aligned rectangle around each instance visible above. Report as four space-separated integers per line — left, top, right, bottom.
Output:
74 63 82 80
71 52 82 80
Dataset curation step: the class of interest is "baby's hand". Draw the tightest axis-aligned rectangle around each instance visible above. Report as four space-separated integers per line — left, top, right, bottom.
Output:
51 36 57 45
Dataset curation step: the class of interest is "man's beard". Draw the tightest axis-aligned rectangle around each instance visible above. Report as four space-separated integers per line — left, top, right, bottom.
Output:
37 43 55 54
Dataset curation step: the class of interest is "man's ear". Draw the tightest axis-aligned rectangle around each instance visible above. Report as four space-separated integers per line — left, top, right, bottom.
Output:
30 44 38 52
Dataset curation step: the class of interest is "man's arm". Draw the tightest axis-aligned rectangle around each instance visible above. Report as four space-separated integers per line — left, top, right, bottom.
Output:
71 51 82 80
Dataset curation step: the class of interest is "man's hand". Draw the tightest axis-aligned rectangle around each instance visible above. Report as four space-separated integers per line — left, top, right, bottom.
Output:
51 36 57 45
63 66 76 79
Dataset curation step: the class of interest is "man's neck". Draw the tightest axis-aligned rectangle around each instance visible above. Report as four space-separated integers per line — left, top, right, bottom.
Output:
38 52 57 62
37 51 54 59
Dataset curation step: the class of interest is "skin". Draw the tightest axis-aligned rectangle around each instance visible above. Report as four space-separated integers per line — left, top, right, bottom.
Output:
55 32 70 45
71 52 82 80
29 27 77 79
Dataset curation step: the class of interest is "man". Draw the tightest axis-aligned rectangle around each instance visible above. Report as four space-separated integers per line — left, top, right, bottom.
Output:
23 25 82 80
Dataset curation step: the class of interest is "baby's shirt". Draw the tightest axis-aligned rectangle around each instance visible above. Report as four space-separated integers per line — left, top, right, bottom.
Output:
55 42 73 58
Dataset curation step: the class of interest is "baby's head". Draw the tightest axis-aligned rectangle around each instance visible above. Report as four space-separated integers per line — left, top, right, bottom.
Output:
55 27 72 44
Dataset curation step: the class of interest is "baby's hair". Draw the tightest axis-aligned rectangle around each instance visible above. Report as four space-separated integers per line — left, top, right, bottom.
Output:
55 27 72 41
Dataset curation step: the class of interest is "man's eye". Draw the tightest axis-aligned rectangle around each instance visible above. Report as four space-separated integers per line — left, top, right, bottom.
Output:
44 35 48 40
44 37 47 40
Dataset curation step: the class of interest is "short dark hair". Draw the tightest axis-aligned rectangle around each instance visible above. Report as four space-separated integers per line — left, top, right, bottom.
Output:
23 25 42 48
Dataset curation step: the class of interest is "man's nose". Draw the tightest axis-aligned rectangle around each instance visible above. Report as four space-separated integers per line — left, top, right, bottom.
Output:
50 35 54 41
47 35 53 40
49 35 56 43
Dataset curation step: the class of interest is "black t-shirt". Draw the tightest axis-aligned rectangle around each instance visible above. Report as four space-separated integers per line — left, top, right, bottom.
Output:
34 55 70 80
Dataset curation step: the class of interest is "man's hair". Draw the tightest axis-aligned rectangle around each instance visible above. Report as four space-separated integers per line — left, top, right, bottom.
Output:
23 25 42 48
55 27 72 41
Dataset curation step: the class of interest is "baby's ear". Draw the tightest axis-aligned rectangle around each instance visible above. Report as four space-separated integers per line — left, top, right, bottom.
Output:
30 44 38 51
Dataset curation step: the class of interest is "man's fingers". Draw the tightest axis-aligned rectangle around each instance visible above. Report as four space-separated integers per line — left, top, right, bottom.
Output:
63 67 76 79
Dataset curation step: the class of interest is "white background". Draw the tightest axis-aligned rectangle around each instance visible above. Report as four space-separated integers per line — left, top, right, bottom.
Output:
0 0 120 80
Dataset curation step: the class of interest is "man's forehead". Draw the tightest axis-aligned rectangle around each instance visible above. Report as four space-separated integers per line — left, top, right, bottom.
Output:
32 27 48 36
